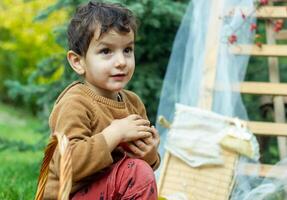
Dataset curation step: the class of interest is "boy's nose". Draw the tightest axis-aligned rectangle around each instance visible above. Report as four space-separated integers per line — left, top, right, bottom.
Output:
115 53 127 68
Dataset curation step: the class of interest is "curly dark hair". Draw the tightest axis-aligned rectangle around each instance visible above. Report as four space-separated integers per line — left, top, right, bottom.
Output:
67 1 137 56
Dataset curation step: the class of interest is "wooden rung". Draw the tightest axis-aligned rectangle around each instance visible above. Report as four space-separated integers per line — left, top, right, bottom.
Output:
247 121 287 136
256 6 287 19
240 82 287 96
239 163 285 178
276 30 287 40
230 44 287 57
226 6 287 19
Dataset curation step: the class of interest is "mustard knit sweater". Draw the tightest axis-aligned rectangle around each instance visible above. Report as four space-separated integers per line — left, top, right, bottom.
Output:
43 81 160 199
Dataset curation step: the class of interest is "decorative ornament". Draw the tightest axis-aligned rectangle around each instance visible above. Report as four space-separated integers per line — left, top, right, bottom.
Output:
259 0 269 5
228 34 237 44
250 23 257 32
274 19 283 33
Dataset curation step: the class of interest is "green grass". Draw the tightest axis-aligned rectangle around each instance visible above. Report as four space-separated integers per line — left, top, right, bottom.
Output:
0 103 46 200
0 150 42 200
0 104 44 144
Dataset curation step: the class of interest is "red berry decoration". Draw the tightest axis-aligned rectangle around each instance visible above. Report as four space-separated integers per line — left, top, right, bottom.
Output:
274 20 283 33
228 34 237 44
259 0 268 5
256 42 262 48
250 23 257 32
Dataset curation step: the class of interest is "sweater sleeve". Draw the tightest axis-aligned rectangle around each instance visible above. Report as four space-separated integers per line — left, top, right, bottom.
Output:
137 98 148 120
49 98 113 182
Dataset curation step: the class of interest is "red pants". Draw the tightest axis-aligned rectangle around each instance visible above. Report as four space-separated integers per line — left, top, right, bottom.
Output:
71 155 158 200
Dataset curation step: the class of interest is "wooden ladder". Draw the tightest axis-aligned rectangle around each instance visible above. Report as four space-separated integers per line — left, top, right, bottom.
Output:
158 0 287 199
230 0 287 176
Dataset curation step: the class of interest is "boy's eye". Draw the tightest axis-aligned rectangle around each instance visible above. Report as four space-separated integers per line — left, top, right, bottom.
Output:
124 47 133 54
99 48 111 55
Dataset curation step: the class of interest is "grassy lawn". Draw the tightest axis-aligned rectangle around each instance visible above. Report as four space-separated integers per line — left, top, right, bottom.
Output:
0 103 47 200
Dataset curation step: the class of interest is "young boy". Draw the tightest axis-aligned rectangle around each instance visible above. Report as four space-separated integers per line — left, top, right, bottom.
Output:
41 1 160 199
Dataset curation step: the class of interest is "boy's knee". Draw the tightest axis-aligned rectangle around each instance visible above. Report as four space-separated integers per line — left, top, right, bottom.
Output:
122 158 155 183
114 157 157 199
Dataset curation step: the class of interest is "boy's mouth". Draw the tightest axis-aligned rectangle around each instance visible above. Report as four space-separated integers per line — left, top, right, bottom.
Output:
111 73 126 80
111 73 126 77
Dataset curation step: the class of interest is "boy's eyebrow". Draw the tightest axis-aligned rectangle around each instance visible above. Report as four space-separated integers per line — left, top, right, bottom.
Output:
97 41 134 47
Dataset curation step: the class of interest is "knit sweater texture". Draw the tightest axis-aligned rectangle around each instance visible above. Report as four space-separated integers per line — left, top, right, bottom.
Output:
43 81 160 199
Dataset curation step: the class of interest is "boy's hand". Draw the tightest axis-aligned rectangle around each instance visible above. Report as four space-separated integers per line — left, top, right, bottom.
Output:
125 126 160 166
102 114 153 152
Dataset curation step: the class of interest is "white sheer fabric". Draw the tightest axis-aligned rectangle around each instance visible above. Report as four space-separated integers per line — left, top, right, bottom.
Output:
156 0 287 199
156 0 255 157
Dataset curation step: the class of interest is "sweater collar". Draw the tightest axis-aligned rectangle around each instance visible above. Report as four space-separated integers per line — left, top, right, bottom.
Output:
78 81 126 108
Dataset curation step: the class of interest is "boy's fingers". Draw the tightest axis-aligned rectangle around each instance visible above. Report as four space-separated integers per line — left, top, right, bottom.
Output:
138 131 152 139
138 125 153 133
127 143 144 157
142 137 153 145
151 126 159 138
135 119 150 126
151 126 160 147
133 140 147 151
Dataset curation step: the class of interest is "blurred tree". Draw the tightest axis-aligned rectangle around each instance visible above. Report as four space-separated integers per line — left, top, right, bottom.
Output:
5 0 189 125
0 0 67 106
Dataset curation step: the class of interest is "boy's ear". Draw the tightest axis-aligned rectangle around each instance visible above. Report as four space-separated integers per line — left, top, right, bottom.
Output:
67 50 85 75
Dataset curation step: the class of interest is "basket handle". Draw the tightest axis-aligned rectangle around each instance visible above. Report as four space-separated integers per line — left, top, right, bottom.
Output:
34 132 72 200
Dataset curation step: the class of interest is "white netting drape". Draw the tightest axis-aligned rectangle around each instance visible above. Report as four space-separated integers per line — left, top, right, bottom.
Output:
156 0 254 155
156 0 287 199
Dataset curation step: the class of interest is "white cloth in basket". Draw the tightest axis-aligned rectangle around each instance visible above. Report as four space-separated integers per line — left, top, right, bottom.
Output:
165 103 259 167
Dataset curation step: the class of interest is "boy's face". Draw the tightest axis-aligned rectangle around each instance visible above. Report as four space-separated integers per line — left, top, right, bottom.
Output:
79 28 135 98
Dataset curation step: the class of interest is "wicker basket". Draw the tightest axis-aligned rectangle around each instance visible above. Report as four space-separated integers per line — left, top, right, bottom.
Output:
35 132 72 200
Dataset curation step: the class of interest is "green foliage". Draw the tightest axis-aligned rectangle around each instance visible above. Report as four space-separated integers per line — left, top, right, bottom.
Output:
6 0 189 124
0 0 67 105
0 102 47 149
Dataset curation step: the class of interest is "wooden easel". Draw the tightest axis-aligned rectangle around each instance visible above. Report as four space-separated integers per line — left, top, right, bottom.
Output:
158 0 287 199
